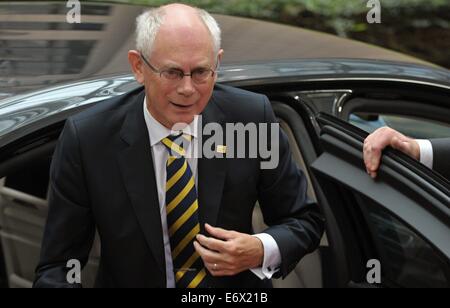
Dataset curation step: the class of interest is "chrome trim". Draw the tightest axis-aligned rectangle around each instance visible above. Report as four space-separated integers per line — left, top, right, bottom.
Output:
291 77 450 90
296 89 352 95
292 89 354 117
333 91 353 118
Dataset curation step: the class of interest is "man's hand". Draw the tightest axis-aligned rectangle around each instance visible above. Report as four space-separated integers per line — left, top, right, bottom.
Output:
194 223 264 277
364 126 420 178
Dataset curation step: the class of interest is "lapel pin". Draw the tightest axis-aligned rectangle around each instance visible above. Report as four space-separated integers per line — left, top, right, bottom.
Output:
216 145 227 154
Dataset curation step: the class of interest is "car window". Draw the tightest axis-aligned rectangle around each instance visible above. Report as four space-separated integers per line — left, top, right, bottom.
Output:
349 113 450 139
361 195 450 288
3 161 50 200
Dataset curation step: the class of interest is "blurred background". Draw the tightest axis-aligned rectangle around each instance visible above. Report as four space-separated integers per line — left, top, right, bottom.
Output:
1 0 449 100
104 0 450 69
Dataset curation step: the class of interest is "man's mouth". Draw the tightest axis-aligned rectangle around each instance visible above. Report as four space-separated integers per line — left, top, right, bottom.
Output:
170 101 194 109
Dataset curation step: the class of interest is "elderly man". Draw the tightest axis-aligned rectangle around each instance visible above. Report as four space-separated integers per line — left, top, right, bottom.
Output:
34 4 323 288
364 126 450 179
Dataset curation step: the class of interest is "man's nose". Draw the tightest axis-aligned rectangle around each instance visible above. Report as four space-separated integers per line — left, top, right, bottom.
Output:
176 76 195 96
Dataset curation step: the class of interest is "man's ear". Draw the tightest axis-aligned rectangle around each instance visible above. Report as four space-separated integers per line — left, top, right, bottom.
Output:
214 49 224 82
128 50 144 84
217 49 224 65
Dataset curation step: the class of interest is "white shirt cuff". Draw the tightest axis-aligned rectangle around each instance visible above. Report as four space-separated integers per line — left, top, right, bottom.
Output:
416 139 433 169
250 233 281 280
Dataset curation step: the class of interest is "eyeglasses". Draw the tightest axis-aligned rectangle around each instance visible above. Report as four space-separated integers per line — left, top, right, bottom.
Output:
140 53 218 84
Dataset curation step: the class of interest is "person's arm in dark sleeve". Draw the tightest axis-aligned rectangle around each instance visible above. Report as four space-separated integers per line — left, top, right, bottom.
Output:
33 118 95 288
430 138 450 180
257 95 325 279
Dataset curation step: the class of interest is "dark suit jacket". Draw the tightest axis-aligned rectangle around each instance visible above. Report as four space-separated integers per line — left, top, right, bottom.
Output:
430 139 450 179
34 84 324 288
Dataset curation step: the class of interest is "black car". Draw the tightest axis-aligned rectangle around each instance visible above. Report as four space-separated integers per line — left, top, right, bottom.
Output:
0 1 449 288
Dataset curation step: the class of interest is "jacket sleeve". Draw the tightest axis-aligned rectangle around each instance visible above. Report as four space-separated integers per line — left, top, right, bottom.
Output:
33 118 95 288
256 95 325 279
430 138 450 180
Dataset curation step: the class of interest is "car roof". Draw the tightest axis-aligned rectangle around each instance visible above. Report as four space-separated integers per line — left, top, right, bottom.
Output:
0 58 449 146
0 1 438 100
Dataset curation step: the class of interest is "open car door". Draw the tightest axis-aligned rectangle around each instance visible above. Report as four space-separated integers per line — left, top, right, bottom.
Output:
310 113 450 288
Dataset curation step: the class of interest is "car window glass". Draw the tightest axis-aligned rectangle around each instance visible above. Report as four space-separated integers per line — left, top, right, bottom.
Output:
349 113 450 139
359 194 450 288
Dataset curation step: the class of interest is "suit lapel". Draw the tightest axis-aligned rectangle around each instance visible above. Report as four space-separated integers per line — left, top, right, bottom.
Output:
116 91 166 276
197 95 227 232
114 89 228 275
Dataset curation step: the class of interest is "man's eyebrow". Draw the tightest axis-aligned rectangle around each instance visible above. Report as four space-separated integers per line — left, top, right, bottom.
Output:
160 64 183 70
161 62 212 71
193 64 212 70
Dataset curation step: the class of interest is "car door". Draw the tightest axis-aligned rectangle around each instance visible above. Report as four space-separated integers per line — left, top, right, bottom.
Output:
310 113 450 288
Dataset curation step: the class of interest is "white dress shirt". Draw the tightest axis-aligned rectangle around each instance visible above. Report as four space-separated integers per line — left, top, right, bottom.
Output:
417 139 434 169
142 98 281 287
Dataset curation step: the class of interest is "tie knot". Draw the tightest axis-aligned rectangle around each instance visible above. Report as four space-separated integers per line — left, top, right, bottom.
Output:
162 133 192 157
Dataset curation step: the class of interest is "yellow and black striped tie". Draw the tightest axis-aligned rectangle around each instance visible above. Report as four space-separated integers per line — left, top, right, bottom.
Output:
162 133 207 288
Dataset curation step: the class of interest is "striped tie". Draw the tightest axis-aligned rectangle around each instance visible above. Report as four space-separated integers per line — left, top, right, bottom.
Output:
162 133 207 288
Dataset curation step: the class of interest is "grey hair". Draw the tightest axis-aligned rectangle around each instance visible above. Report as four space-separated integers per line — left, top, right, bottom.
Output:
135 6 221 58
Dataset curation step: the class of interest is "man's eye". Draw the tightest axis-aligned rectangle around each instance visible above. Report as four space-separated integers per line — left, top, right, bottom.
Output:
193 69 210 78
163 69 182 79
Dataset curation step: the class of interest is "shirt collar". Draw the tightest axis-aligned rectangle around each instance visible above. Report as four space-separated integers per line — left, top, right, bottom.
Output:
143 97 198 147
